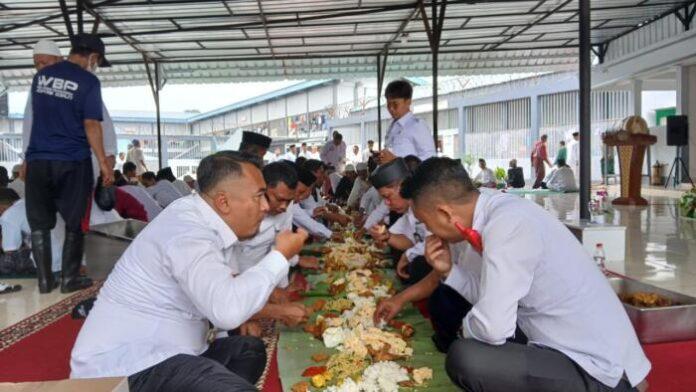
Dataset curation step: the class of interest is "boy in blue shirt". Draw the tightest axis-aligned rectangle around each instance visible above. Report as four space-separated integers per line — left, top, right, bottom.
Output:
25 33 114 294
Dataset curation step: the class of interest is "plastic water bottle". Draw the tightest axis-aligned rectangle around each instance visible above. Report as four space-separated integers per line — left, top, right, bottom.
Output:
593 243 607 274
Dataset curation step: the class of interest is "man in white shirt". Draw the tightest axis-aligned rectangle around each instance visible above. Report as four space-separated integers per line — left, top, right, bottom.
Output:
297 142 311 159
362 140 377 162
378 157 649 391
122 162 140 186
141 172 182 208
71 151 308 391
115 152 126 172
291 168 336 240
310 144 321 160
8 164 25 199
158 167 192 196
567 131 580 182
348 145 362 165
283 144 298 162
359 186 381 216
543 159 578 192
320 131 347 171
0 189 64 274
346 162 371 210
126 139 148 175
473 158 496 188
301 160 350 227
379 80 436 163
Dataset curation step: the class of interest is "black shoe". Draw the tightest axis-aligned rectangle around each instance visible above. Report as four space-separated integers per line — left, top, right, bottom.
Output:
431 333 454 353
31 230 56 294
61 231 93 294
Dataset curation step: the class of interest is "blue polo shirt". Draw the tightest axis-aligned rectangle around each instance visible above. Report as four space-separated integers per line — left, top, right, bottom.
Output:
26 61 102 161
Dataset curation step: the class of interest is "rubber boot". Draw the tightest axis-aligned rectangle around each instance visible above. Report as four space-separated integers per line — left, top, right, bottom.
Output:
31 230 56 294
60 231 92 293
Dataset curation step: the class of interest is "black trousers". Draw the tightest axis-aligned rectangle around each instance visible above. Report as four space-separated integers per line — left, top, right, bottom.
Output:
401 256 433 286
25 159 93 233
428 284 527 353
128 336 266 392
446 339 637 392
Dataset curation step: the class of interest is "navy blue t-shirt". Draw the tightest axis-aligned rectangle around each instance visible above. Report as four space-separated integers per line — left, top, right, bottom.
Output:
26 61 102 161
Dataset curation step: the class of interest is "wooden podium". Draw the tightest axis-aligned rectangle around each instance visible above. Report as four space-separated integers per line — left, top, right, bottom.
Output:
603 131 657 206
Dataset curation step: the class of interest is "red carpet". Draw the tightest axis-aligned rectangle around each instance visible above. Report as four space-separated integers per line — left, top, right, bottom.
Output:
644 340 696 392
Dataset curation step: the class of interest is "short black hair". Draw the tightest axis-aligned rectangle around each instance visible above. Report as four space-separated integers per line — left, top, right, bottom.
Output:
122 161 136 174
141 171 156 182
0 166 8 187
295 156 307 167
0 188 20 206
385 79 413 100
403 155 422 173
304 159 324 174
478 158 486 164
297 168 317 187
541 134 548 140
156 167 176 182
401 157 478 203
197 150 261 194
263 161 298 189
560 141 566 146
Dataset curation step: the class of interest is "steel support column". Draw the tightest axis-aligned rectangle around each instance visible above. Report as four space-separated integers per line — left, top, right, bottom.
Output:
155 62 163 170
420 0 446 148
376 54 388 150
579 0 591 220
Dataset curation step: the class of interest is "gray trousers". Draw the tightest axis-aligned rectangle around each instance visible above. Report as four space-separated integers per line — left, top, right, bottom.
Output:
128 336 266 392
446 339 637 392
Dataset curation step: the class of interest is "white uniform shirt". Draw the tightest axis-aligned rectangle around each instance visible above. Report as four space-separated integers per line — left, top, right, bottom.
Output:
126 147 147 175
172 179 193 196
290 203 332 239
8 179 25 199
347 151 362 165
384 111 436 161
299 188 326 213
320 141 346 170
545 166 578 192
444 191 649 388
0 200 64 272
568 140 580 169
346 177 370 210
363 200 390 229
359 186 381 215
147 181 183 208
474 168 496 185
362 149 375 163
389 208 430 261
119 185 163 221
329 172 342 193
231 209 298 277
70 195 289 378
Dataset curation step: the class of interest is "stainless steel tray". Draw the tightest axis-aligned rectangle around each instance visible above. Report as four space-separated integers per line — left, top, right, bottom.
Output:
85 219 147 280
607 274 696 343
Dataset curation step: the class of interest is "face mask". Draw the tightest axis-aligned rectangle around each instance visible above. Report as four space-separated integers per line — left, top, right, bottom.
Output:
88 54 99 73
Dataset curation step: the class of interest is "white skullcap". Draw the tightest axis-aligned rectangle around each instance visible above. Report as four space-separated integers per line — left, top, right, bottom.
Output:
356 162 368 171
33 39 62 57
183 175 194 182
11 164 22 173
344 164 356 172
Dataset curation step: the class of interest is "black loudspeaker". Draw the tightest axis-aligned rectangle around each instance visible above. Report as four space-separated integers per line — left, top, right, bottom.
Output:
667 115 688 146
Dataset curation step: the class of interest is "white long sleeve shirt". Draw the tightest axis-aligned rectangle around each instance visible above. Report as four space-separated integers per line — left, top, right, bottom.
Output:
146 181 183 208
474 167 496 185
389 208 430 261
346 177 370 210
363 200 390 229
299 187 326 213
71 195 289 378
290 203 332 239
384 111 436 161
568 140 580 168
444 191 649 388
359 186 381 215
320 140 346 169
545 166 578 192
0 199 64 272
230 208 298 276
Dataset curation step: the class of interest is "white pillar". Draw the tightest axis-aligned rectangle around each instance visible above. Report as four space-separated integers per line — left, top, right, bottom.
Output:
676 66 696 182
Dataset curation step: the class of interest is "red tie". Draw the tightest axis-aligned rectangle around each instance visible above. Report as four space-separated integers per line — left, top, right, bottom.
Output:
454 222 483 255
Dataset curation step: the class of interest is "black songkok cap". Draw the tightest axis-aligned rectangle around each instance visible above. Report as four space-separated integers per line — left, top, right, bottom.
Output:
241 131 272 149
370 158 410 189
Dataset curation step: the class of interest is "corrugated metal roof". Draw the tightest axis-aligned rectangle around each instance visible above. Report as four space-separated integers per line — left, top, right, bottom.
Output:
0 0 692 88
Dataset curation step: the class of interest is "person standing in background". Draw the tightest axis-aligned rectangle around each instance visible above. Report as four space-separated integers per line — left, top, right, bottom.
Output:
554 140 567 167
8 164 25 199
348 145 362 165
320 131 347 172
25 33 113 294
567 131 580 183
378 80 436 163
126 139 148 175
362 140 376 162
531 134 552 189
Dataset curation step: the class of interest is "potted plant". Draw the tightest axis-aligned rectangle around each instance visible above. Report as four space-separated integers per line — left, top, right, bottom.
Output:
679 188 696 219
494 167 507 189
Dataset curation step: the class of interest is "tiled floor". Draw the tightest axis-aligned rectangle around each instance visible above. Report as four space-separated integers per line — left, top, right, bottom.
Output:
1 185 695 330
